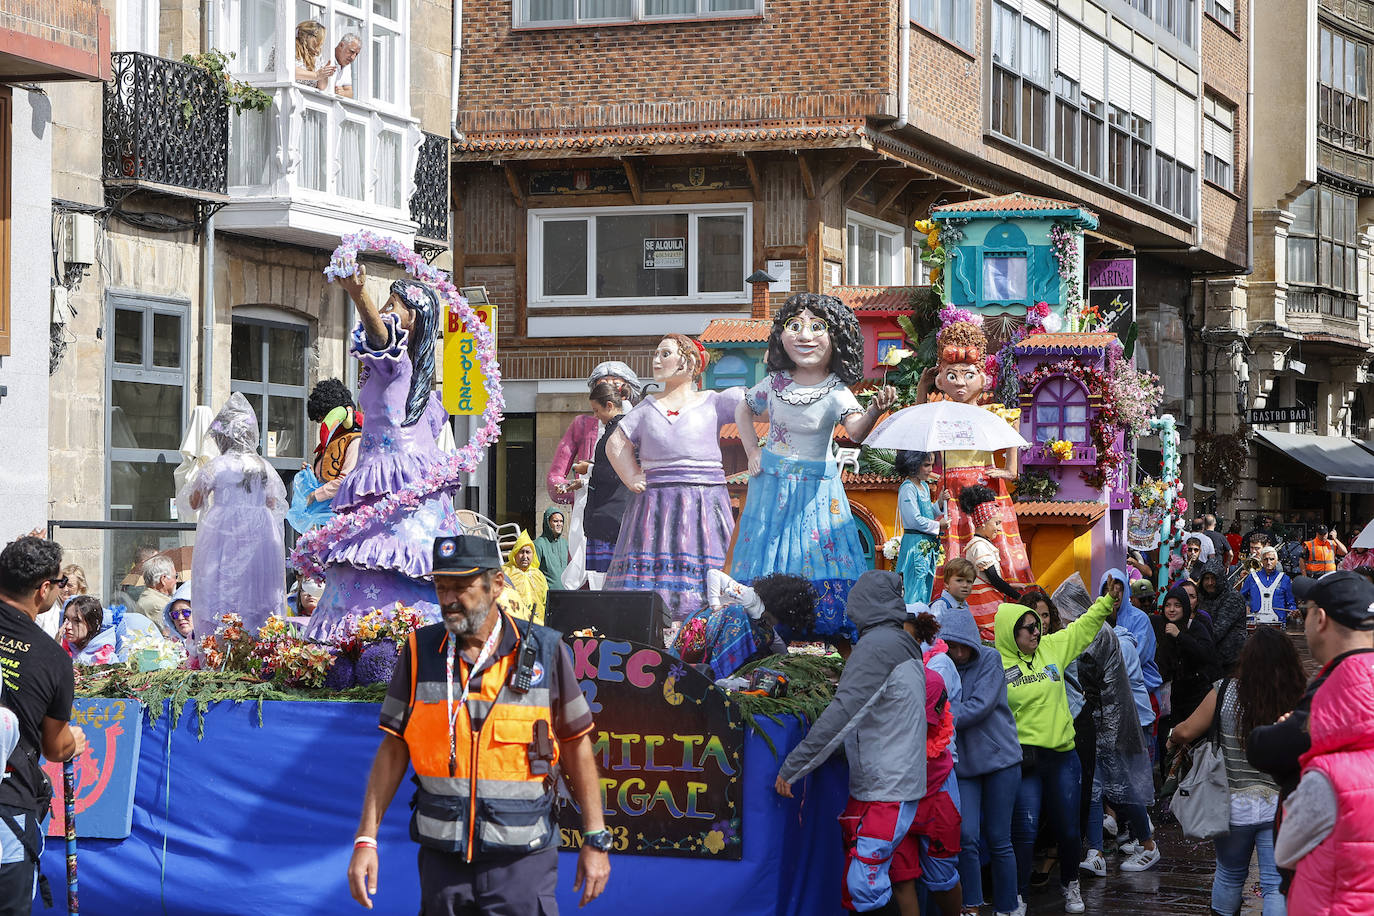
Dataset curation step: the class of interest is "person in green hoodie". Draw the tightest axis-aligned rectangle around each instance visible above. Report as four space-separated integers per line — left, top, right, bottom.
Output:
996 590 1112 915
533 506 570 591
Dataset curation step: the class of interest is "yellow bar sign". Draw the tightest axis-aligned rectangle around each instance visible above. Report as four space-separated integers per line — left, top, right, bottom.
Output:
442 305 496 416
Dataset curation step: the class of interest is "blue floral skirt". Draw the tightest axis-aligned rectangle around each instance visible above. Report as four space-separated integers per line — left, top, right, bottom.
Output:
897 531 941 606
729 450 864 642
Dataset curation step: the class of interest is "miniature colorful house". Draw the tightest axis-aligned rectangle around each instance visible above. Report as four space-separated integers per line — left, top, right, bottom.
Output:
1014 331 1130 588
931 193 1097 333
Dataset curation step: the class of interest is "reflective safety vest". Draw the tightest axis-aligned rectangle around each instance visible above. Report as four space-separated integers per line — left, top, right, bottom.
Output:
402 614 563 861
1305 539 1336 575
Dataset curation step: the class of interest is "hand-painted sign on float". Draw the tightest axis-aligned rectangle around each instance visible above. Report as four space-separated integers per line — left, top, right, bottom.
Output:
1088 258 1135 340
559 637 743 860
43 699 142 838
442 304 497 416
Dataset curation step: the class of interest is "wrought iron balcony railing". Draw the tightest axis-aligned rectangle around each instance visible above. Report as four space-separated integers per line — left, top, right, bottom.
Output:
102 52 228 196
410 131 450 248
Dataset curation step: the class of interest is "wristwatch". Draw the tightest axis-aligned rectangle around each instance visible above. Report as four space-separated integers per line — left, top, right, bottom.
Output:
582 828 614 853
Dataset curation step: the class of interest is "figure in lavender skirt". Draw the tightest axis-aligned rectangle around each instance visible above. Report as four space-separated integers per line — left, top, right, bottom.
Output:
306 263 454 637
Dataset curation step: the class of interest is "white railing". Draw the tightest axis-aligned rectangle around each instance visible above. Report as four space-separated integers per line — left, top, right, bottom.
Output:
227 83 421 233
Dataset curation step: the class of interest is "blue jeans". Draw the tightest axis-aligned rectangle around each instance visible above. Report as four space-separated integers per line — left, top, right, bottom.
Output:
1213 822 1284 916
1085 771 1153 851
957 764 1020 912
1012 746 1081 892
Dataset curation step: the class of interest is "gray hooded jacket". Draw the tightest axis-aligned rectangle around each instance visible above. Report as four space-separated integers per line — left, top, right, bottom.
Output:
778 571 927 801
940 603 1023 778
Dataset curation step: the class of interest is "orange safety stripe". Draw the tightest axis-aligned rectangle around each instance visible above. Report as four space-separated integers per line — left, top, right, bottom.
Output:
1305 539 1336 573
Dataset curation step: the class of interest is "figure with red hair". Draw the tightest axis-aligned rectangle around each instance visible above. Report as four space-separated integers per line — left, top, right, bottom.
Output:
604 334 744 631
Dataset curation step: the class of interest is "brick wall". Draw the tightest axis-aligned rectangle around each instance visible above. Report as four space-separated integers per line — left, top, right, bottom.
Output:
1200 0 1250 268
460 0 894 133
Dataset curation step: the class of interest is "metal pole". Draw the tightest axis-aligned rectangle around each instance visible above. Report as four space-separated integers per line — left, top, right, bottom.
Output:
63 759 78 915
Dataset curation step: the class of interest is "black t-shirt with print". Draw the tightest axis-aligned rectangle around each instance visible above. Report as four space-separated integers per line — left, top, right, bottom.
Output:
0 599 74 811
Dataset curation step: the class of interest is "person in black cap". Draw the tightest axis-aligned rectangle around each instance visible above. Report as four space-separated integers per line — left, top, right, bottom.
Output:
347 534 611 914
1247 571 1374 892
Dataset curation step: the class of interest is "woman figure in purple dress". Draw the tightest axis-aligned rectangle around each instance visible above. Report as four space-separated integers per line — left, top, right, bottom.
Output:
306 263 452 636
604 333 743 632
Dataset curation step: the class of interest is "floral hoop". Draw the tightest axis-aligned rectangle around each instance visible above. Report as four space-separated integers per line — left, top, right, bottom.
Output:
290 230 504 579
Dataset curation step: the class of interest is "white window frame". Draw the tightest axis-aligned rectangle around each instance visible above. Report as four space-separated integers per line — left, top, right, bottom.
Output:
910 0 973 50
515 0 763 28
1204 0 1232 30
117 0 161 54
846 210 906 286
528 202 753 308
1203 93 1235 191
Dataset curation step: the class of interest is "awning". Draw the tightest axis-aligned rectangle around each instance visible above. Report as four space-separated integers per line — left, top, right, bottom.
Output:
1254 430 1374 494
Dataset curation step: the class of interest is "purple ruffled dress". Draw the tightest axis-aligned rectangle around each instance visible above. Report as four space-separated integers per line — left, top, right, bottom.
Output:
306 318 453 637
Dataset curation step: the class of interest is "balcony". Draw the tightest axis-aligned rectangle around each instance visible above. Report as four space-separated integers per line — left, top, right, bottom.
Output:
102 52 230 201
410 131 450 252
216 84 421 248
1286 288 1366 344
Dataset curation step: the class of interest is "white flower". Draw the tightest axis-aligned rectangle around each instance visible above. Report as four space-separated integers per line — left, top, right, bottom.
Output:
882 537 902 560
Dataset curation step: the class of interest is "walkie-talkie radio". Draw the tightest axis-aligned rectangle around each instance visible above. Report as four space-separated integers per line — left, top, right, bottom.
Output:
509 616 539 693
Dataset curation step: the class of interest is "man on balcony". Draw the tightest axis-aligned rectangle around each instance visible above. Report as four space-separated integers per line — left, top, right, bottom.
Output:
330 34 361 99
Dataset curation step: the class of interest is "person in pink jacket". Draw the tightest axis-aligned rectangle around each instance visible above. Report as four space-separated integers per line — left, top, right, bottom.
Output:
1273 572 1374 915
545 362 641 504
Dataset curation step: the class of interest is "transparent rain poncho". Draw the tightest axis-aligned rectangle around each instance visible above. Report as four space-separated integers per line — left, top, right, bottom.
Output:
178 392 287 638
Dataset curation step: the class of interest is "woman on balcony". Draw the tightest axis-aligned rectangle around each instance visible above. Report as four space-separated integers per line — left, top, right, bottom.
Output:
305 264 450 637
293 20 336 90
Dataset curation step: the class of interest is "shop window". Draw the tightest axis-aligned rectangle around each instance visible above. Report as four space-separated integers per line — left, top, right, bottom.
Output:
230 314 311 471
1203 94 1235 191
846 211 904 286
1031 376 1090 444
517 0 761 26
529 204 750 306
911 0 972 49
1319 25 1370 154
107 296 189 597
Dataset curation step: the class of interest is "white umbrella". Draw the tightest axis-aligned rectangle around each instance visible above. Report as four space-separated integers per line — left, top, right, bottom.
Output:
1353 519 1374 550
865 401 1029 453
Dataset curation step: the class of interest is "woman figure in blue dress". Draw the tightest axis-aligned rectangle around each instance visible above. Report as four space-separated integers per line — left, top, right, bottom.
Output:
894 449 947 606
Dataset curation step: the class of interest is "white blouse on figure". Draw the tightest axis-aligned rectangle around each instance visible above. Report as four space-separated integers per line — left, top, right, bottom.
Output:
745 372 863 461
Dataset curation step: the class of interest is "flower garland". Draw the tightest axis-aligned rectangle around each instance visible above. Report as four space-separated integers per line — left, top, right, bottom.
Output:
1049 222 1086 329
914 219 946 300
291 231 505 579
1022 358 1127 489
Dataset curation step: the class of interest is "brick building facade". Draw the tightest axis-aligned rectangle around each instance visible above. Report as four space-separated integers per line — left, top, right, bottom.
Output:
452 0 1251 534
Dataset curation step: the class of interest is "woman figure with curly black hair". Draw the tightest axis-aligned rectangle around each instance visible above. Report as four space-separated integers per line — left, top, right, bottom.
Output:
671 569 817 680
305 263 450 636
731 293 896 650
958 485 1022 633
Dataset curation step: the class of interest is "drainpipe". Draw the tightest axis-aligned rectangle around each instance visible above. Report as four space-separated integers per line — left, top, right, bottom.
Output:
450 0 463 141
889 2 911 132
1244 0 1254 276
201 0 217 405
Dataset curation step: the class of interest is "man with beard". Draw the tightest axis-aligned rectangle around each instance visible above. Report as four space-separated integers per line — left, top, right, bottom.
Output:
347 535 610 913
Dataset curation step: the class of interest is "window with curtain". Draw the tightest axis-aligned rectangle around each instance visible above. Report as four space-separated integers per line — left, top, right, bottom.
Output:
530 204 751 305
338 120 365 200
520 0 761 24
1318 25 1370 154
1203 94 1235 190
376 131 402 209
1033 377 1090 444
911 0 973 49
230 107 274 187
1287 184 1360 319
299 109 327 191
982 253 1028 301
846 212 904 286
236 0 275 71
230 316 310 469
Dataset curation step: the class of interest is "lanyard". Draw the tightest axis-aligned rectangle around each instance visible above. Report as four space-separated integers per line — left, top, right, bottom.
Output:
445 616 503 776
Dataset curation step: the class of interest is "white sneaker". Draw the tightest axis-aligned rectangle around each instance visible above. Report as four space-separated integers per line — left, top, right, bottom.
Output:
1120 845 1161 872
995 899 1027 916
1118 834 1143 855
1102 813 1118 836
1079 848 1106 877
1062 880 1086 914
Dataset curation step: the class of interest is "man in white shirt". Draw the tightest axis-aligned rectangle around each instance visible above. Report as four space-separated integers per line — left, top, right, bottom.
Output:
331 33 361 98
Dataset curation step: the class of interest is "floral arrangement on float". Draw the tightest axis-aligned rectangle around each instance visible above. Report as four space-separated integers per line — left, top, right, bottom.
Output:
291 230 505 580
1043 439 1075 462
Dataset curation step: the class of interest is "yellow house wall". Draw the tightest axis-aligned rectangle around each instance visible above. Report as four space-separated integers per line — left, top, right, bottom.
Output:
1025 526 1095 594
849 489 901 572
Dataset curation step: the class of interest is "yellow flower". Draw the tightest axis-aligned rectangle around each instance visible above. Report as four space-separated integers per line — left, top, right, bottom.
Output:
926 228 941 248
703 830 726 854
880 347 914 367
914 219 936 234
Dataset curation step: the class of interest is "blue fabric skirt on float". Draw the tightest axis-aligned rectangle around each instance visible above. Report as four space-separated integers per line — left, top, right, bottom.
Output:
897 531 940 606
729 450 865 642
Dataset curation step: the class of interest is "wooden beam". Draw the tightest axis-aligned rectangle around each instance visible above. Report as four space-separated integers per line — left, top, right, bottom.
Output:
502 163 526 208
877 177 917 215
621 158 642 205
819 159 861 199
844 163 883 205
742 153 763 201
797 153 816 200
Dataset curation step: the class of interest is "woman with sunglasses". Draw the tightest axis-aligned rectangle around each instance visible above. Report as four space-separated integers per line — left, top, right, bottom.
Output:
994 586 1113 915
162 583 199 669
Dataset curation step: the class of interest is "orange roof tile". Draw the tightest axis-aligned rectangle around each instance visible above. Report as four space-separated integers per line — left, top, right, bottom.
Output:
1013 500 1107 523
719 421 769 441
701 318 771 344
454 124 864 155
1015 332 1119 351
830 285 922 313
933 192 1095 218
